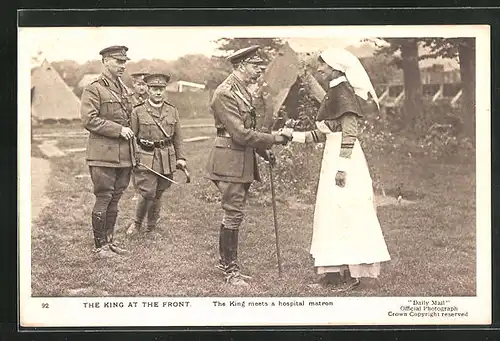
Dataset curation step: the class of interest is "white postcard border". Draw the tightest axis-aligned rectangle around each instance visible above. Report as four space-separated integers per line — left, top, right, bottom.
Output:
18 24 491 327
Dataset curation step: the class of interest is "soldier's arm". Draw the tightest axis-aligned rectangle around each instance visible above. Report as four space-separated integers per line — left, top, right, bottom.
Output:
339 112 358 158
80 85 123 138
130 108 139 135
172 108 187 161
212 91 278 150
290 129 327 144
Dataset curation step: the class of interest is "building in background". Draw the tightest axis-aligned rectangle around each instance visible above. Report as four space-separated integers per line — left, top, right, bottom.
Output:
166 80 206 93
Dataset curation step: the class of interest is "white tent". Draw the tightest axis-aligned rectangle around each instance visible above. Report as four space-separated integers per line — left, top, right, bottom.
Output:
31 59 81 122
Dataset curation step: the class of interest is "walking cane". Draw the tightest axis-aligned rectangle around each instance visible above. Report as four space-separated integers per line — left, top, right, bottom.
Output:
268 161 283 277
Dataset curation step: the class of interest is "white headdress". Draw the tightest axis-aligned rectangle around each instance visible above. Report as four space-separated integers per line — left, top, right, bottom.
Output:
320 46 380 110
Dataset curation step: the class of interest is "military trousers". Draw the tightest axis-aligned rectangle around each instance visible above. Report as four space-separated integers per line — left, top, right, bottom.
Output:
89 166 132 247
214 181 251 230
132 167 173 229
134 167 173 200
89 166 132 215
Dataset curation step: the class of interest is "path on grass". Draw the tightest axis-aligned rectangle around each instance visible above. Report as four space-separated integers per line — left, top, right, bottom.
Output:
31 157 51 221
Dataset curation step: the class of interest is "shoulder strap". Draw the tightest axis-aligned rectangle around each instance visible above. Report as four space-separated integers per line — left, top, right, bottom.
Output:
232 84 252 108
231 84 257 130
144 104 172 139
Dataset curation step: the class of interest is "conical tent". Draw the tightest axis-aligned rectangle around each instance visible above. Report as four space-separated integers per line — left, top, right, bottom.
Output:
31 59 81 122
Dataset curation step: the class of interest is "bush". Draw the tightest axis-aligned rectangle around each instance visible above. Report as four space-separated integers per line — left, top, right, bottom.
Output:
250 143 323 206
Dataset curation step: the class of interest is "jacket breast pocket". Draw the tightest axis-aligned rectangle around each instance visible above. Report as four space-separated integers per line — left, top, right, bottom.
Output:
212 138 245 178
100 99 123 121
138 121 158 140
163 114 177 136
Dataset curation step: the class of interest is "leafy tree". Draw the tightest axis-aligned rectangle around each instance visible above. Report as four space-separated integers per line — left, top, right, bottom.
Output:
375 38 424 133
171 54 231 88
420 38 475 138
359 54 399 86
214 37 285 63
51 60 81 89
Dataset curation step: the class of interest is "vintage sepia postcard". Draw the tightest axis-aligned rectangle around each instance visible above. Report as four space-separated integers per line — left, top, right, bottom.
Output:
18 23 491 327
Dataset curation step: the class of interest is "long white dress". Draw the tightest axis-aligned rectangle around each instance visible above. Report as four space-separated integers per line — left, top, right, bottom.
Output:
310 120 391 278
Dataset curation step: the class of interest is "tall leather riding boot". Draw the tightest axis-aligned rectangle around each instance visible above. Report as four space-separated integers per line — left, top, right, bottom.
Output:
127 195 149 235
92 212 116 258
105 211 118 244
92 212 107 249
216 224 225 271
225 229 239 272
106 210 128 255
146 198 161 232
223 228 249 286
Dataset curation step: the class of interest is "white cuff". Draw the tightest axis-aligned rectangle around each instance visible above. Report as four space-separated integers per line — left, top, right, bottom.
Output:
292 131 306 143
336 157 351 172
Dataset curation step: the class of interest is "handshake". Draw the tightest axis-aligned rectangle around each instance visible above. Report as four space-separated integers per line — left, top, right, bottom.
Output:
265 119 300 166
276 118 299 142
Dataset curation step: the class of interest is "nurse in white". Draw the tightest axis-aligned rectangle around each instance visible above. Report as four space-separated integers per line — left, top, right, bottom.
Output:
281 47 391 292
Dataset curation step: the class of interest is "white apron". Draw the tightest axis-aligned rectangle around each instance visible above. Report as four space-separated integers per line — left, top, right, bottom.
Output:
310 121 390 277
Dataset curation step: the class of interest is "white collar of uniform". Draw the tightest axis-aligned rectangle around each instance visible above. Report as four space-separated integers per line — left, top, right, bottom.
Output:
148 99 163 108
329 75 347 88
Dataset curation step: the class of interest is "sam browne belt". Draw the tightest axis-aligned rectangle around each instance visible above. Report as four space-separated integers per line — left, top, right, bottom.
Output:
137 137 172 151
216 128 231 138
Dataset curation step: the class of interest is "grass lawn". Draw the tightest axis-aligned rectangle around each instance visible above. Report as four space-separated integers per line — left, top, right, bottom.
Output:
30 123 476 298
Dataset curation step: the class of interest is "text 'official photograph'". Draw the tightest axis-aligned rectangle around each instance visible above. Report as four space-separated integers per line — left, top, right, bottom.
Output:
18 25 490 327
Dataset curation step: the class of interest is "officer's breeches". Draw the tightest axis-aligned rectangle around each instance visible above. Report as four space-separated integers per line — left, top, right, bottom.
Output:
215 181 251 230
133 169 172 228
134 168 172 200
90 166 132 214
89 166 132 246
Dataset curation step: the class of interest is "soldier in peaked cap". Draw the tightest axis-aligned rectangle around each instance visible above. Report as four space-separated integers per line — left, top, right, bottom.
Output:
130 71 149 107
80 45 135 258
205 45 290 287
127 73 187 235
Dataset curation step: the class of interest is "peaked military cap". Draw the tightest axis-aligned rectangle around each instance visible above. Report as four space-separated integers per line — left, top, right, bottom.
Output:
130 71 149 83
227 45 264 65
99 45 130 61
144 73 171 87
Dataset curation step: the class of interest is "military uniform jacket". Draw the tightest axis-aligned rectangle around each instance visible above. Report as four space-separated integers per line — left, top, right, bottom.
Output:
205 73 276 183
131 100 186 175
80 70 134 167
131 93 148 107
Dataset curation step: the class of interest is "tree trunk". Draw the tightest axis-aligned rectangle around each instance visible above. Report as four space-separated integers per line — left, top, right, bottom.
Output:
458 38 476 140
400 39 423 133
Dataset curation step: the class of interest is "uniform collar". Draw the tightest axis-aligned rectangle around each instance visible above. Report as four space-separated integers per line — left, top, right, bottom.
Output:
329 75 347 88
102 69 118 84
147 99 163 108
101 69 124 94
229 73 251 102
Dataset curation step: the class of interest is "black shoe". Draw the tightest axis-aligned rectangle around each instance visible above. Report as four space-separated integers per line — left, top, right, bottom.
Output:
331 278 361 293
321 272 342 286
